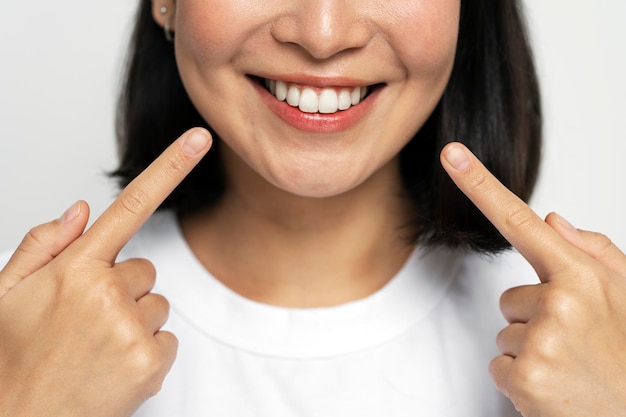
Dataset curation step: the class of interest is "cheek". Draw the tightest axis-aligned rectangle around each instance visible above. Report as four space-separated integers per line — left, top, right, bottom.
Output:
175 1 259 63
175 4 228 62
173 1 258 127
385 1 460 78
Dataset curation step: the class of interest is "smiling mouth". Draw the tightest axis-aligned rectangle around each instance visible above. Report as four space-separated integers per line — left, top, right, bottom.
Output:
257 77 376 115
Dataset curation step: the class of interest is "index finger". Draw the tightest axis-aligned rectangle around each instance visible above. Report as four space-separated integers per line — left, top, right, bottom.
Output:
76 128 212 262
440 142 580 280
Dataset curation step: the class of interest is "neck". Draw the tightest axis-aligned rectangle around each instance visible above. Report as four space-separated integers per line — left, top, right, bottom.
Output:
180 149 416 308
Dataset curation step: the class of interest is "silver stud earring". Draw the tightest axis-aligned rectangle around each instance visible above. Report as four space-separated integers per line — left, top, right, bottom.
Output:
160 6 174 42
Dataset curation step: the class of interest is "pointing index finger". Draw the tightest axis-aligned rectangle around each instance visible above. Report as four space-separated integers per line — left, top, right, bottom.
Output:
77 128 212 262
440 142 580 280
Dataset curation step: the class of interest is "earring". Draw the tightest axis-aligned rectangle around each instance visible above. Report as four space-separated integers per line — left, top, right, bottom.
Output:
160 6 174 42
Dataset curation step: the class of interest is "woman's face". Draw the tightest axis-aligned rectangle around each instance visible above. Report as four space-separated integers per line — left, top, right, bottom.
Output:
155 1 460 198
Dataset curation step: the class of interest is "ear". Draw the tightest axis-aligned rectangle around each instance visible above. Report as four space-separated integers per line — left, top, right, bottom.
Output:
151 0 176 31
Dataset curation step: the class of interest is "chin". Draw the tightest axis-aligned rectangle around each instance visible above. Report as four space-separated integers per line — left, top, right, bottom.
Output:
267 168 367 199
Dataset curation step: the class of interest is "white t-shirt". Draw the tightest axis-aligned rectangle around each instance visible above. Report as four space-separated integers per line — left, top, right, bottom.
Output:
0 211 537 416
120 212 535 417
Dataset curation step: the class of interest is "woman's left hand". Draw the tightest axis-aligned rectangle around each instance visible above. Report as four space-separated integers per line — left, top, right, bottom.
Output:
441 143 626 417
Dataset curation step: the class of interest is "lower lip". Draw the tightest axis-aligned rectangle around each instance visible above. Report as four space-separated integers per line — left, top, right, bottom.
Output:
252 80 381 134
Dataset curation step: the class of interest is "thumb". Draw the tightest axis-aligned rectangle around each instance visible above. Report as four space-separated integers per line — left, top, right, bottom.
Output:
545 212 626 274
0 200 90 297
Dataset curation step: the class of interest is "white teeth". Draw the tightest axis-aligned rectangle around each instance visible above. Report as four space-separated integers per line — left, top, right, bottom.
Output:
350 88 361 105
299 88 318 113
318 89 338 114
265 79 368 114
338 89 352 111
275 81 287 101
286 85 300 107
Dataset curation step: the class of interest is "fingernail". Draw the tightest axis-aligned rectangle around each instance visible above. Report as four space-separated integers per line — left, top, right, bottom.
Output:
182 128 210 156
59 201 81 224
443 143 470 171
555 212 576 231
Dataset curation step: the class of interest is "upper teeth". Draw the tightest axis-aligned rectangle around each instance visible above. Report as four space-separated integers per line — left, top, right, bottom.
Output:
265 79 368 114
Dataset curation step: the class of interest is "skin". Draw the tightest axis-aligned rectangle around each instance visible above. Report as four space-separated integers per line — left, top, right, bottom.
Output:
1 2 625 417
0 128 212 417
441 143 626 416
151 0 460 307
157 0 459 198
3 135 625 416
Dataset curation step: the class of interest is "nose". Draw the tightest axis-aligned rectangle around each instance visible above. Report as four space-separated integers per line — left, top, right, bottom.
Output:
270 1 373 60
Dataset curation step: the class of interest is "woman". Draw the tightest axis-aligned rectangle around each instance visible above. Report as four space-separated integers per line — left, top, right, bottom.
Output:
1 1 625 416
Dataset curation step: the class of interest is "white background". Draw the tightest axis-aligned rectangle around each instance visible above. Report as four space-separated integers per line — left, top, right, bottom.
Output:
1 1 625 254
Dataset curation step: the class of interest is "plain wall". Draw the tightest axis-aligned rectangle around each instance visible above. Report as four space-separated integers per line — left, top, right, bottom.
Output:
1 1 625 255
0 1 136 251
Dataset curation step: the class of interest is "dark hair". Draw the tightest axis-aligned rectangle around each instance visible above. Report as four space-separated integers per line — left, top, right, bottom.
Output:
112 0 541 253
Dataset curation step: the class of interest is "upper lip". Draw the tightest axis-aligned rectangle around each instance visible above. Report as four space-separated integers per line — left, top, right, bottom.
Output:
251 73 375 89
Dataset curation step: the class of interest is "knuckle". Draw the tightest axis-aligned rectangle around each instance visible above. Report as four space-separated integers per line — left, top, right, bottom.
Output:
589 231 615 254
507 358 549 401
139 258 157 278
20 224 54 258
118 187 150 217
23 224 46 247
159 330 179 356
146 378 166 398
524 325 562 362
488 356 508 394
499 286 517 312
90 276 128 309
145 293 171 328
129 343 166 396
130 257 157 282
132 343 159 371
504 204 535 233
495 327 508 354
163 151 188 177
539 287 583 322
153 293 171 314
466 169 491 194
121 258 158 294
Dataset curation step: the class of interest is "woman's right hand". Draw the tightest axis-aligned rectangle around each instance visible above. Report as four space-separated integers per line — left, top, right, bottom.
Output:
0 128 212 417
